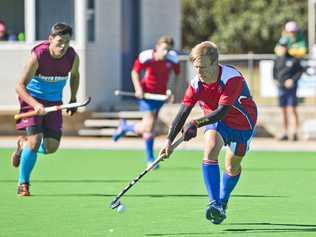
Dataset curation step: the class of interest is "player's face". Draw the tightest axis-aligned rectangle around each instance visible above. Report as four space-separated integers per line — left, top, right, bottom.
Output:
193 57 216 82
155 43 172 60
49 34 71 58
0 24 6 39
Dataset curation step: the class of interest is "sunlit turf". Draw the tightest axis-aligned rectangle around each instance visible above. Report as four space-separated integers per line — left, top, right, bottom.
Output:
1 149 316 237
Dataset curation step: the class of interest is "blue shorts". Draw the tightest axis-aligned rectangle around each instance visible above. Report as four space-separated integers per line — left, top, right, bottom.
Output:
204 121 255 156
138 99 165 112
278 88 298 107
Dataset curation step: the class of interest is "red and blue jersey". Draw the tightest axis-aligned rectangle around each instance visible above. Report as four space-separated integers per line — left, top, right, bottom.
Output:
26 41 76 102
182 65 257 130
132 49 180 94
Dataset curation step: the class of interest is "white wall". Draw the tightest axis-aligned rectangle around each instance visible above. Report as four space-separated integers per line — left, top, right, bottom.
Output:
85 0 122 110
0 44 32 110
140 0 181 50
0 0 181 111
0 43 86 110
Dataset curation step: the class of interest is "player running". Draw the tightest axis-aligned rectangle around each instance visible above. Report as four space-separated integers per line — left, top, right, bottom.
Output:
11 22 80 196
112 36 180 168
159 41 257 224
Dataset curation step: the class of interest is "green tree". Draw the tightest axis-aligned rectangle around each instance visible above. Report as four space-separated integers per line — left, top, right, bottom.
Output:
182 0 307 53
182 0 217 51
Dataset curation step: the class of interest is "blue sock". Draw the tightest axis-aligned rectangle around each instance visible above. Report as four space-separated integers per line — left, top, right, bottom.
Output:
144 133 154 163
220 171 241 204
18 146 37 184
37 140 46 154
202 160 220 203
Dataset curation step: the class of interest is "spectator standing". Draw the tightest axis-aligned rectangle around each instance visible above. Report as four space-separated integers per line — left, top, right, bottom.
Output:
273 37 305 141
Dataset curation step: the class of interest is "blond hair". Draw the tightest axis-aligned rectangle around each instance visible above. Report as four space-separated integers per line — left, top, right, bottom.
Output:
156 36 174 48
189 41 218 63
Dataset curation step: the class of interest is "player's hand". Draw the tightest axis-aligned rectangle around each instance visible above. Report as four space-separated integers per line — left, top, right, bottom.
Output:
182 121 198 141
135 90 144 99
66 98 77 116
284 79 294 89
33 103 45 115
158 139 172 160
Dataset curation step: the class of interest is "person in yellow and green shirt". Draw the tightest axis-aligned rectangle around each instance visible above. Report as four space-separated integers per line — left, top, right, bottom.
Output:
275 21 307 59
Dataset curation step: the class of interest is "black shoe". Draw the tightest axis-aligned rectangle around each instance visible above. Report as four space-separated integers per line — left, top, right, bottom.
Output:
278 134 288 141
222 201 228 212
205 201 226 225
292 134 298 141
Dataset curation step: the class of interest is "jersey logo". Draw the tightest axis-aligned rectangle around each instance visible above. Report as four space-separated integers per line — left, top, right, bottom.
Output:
36 74 69 83
238 96 248 104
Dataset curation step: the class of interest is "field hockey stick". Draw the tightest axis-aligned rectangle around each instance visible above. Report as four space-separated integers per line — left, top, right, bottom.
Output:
114 90 172 101
14 97 91 120
110 136 184 210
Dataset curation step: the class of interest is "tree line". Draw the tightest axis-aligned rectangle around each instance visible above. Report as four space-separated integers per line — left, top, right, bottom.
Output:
182 0 307 53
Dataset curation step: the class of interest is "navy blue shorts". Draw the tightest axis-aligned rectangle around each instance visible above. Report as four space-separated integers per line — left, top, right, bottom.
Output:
278 88 298 107
204 121 255 156
138 99 165 112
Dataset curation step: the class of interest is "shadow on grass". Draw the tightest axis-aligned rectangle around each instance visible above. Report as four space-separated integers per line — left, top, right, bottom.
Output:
31 193 287 199
224 222 316 233
0 179 159 183
146 222 316 236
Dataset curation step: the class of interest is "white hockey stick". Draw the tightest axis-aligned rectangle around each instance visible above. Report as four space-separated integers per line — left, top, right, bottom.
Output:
114 90 172 101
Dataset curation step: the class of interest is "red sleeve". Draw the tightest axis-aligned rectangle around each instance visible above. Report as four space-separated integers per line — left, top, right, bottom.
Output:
172 63 180 76
219 77 243 105
182 85 198 107
132 58 145 73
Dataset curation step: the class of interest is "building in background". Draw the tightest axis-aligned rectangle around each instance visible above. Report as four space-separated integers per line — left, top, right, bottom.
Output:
0 0 181 111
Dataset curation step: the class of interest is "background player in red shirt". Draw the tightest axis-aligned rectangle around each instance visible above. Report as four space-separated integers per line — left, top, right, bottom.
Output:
113 36 180 168
159 41 257 224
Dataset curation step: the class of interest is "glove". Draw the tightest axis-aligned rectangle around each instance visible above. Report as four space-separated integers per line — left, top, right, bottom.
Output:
182 121 198 141
66 98 77 116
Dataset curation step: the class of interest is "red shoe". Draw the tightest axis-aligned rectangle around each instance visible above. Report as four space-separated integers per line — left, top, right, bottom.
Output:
11 136 27 168
17 183 30 197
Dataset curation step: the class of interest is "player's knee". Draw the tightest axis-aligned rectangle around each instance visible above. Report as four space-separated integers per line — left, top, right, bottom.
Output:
204 143 219 160
203 152 218 162
27 135 43 151
142 131 155 140
225 164 241 176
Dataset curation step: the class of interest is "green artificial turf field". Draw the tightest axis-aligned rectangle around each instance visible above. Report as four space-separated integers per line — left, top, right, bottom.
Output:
1 148 316 237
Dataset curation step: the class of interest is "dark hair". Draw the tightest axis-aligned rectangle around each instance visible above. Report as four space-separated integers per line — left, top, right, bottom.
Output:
0 20 6 27
49 22 73 37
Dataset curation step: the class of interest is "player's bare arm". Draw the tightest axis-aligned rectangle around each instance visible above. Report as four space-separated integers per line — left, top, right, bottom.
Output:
131 70 143 99
67 54 80 115
15 52 44 114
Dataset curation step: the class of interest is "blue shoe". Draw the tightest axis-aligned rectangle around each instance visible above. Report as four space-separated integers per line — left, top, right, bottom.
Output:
112 119 127 142
206 201 226 225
